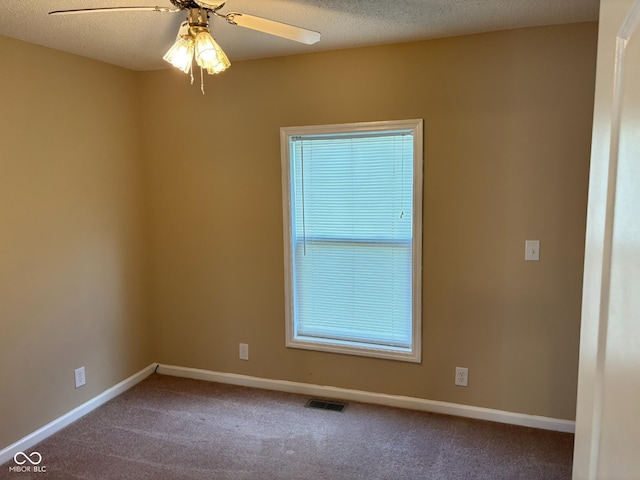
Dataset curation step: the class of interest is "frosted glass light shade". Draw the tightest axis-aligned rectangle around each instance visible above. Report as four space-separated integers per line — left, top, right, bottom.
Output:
194 31 231 74
163 37 194 74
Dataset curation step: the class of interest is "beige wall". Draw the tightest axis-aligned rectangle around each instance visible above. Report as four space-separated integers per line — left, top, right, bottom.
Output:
0 21 597 451
0 36 152 449
141 23 597 420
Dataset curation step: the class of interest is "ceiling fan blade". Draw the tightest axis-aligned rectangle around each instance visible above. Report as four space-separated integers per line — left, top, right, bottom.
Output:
48 6 180 16
225 12 321 45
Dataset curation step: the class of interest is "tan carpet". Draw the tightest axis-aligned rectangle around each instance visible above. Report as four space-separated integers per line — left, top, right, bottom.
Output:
0 374 574 479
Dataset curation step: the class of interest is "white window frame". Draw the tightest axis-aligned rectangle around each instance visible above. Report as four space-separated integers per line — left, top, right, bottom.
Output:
280 119 423 363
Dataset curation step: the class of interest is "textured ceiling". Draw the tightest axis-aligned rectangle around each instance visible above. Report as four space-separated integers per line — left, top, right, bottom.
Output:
0 0 599 71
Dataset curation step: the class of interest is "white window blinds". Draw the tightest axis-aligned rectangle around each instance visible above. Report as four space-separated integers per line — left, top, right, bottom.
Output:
288 129 415 350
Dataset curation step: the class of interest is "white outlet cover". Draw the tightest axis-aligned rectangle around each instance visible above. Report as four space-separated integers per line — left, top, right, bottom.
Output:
239 343 249 361
74 367 86 388
455 367 468 387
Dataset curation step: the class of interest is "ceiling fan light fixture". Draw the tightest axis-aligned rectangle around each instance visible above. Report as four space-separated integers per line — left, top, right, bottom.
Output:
163 36 195 74
163 21 195 74
49 3 321 85
194 30 230 73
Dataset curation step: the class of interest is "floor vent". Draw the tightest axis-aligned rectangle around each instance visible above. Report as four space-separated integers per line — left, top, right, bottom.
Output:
305 399 347 412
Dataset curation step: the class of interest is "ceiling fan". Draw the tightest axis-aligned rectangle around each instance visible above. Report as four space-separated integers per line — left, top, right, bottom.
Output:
49 0 321 93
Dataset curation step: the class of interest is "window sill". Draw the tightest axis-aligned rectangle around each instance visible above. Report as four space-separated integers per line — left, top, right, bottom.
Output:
287 336 421 363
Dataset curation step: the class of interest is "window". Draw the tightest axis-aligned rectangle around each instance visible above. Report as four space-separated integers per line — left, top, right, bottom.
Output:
280 119 423 362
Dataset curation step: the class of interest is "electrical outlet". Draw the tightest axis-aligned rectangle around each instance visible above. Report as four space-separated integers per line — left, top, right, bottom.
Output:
239 343 249 361
74 367 86 388
455 367 468 387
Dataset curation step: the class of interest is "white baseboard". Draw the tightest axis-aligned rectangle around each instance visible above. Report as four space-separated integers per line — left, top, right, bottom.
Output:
157 364 575 434
0 363 158 466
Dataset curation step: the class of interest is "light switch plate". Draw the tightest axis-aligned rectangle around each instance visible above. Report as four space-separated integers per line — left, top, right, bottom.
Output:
525 240 540 261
